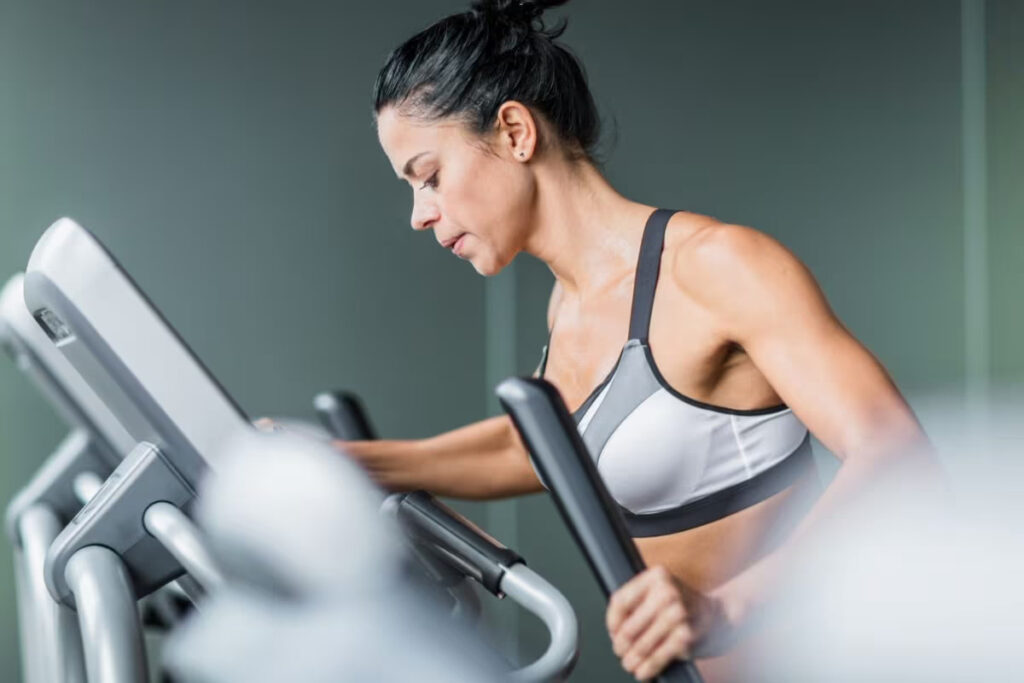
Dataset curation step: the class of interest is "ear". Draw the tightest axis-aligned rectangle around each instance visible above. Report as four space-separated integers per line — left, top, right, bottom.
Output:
495 101 538 162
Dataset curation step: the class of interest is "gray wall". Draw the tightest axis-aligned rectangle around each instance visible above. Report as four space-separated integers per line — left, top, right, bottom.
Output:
989 0 1024 380
1 1 1019 680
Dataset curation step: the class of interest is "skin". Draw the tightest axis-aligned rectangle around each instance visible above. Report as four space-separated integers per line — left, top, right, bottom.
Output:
359 100 938 682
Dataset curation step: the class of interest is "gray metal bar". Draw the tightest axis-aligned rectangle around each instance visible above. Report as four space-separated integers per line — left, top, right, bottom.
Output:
72 471 104 505
19 505 87 683
46 442 198 606
64 546 147 683
448 578 482 625
143 502 224 592
4 430 108 544
13 544 40 683
501 564 579 683
172 574 206 604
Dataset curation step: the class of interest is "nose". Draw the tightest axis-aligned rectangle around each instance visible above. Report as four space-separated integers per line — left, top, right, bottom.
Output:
410 195 440 232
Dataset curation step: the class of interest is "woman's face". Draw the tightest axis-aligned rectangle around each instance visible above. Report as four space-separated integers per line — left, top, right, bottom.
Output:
376 106 535 276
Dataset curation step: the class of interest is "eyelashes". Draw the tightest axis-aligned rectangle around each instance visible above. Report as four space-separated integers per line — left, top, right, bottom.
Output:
420 171 439 190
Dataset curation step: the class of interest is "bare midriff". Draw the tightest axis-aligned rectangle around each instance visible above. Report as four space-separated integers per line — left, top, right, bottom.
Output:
634 469 818 683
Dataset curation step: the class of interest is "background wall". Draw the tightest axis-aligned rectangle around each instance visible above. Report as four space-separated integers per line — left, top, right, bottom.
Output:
989 0 1024 380
0 1 1019 680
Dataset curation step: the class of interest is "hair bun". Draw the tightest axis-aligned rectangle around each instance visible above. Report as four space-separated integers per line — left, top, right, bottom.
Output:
471 0 569 29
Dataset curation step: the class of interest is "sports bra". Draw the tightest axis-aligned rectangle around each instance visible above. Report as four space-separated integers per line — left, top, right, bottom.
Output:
537 209 816 537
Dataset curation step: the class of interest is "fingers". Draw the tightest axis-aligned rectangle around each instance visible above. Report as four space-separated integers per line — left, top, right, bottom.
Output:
633 625 693 681
622 608 691 679
611 591 662 657
607 566 700 681
607 566 671 634
336 440 394 486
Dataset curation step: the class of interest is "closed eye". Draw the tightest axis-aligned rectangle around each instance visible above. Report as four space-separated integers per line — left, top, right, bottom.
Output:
420 171 439 191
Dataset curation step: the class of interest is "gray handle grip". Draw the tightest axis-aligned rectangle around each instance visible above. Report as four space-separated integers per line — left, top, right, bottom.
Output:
497 378 704 683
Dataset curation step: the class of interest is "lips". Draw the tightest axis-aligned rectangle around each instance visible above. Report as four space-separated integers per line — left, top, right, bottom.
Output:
440 233 466 250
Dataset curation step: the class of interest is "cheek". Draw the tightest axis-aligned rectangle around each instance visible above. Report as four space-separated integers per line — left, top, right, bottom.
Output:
461 162 529 234
438 163 502 237
456 158 506 208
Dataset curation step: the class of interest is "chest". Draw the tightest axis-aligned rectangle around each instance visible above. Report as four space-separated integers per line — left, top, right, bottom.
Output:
543 286 729 413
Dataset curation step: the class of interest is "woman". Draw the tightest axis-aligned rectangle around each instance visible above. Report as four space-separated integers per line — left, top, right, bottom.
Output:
348 0 935 680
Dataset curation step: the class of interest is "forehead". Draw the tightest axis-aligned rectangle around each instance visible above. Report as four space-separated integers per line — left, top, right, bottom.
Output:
376 107 482 173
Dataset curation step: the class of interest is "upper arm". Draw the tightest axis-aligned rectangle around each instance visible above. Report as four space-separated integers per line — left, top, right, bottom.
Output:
675 225 926 461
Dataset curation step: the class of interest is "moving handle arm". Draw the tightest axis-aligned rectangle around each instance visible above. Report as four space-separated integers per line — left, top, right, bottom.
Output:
496 377 705 683
391 491 578 682
315 391 470 589
313 391 377 440
314 389 579 682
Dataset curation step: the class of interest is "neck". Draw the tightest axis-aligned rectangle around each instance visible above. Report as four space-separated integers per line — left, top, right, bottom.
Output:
522 158 653 296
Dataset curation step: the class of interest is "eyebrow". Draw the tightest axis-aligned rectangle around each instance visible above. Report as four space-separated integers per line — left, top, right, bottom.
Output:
401 152 430 179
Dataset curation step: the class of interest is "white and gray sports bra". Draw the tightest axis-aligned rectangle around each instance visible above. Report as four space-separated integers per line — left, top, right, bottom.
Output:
538 209 816 537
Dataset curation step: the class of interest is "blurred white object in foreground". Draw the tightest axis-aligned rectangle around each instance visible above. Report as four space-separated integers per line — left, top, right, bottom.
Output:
165 429 503 682
753 386 1024 682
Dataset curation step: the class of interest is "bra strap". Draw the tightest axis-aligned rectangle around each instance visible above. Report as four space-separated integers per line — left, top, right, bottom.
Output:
628 209 676 341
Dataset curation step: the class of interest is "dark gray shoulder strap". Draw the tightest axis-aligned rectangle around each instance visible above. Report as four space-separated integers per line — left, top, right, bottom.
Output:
628 209 676 342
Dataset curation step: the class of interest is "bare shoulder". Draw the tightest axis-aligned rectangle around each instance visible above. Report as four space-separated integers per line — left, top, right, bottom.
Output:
664 215 828 328
667 214 796 279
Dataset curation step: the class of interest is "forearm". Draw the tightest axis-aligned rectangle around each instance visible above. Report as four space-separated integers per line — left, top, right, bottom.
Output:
339 415 543 499
719 425 944 623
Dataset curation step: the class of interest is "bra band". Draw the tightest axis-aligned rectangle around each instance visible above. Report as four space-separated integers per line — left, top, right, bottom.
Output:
621 434 815 537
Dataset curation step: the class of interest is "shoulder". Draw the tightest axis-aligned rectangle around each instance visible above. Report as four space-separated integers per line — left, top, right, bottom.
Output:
667 215 795 282
665 214 826 323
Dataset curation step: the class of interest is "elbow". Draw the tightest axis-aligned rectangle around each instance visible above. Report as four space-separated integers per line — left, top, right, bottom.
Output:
832 404 933 464
837 418 947 495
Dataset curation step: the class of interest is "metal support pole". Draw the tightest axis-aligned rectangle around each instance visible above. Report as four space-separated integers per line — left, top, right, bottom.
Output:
19 505 86 683
13 545 40 683
144 502 224 592
65 546 148 683
72 471 104 505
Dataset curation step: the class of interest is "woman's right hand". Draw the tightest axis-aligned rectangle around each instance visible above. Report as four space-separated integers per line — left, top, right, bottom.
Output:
607 566 736 680
333 439 410 491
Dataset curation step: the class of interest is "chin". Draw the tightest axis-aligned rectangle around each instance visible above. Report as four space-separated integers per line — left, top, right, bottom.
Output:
471 251 513 277
471 260 498 277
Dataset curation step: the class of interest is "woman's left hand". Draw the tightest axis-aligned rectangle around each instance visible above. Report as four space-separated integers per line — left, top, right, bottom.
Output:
606 566 736 680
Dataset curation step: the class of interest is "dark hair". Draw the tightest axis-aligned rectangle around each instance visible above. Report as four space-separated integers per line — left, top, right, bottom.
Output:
373 0 600 160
